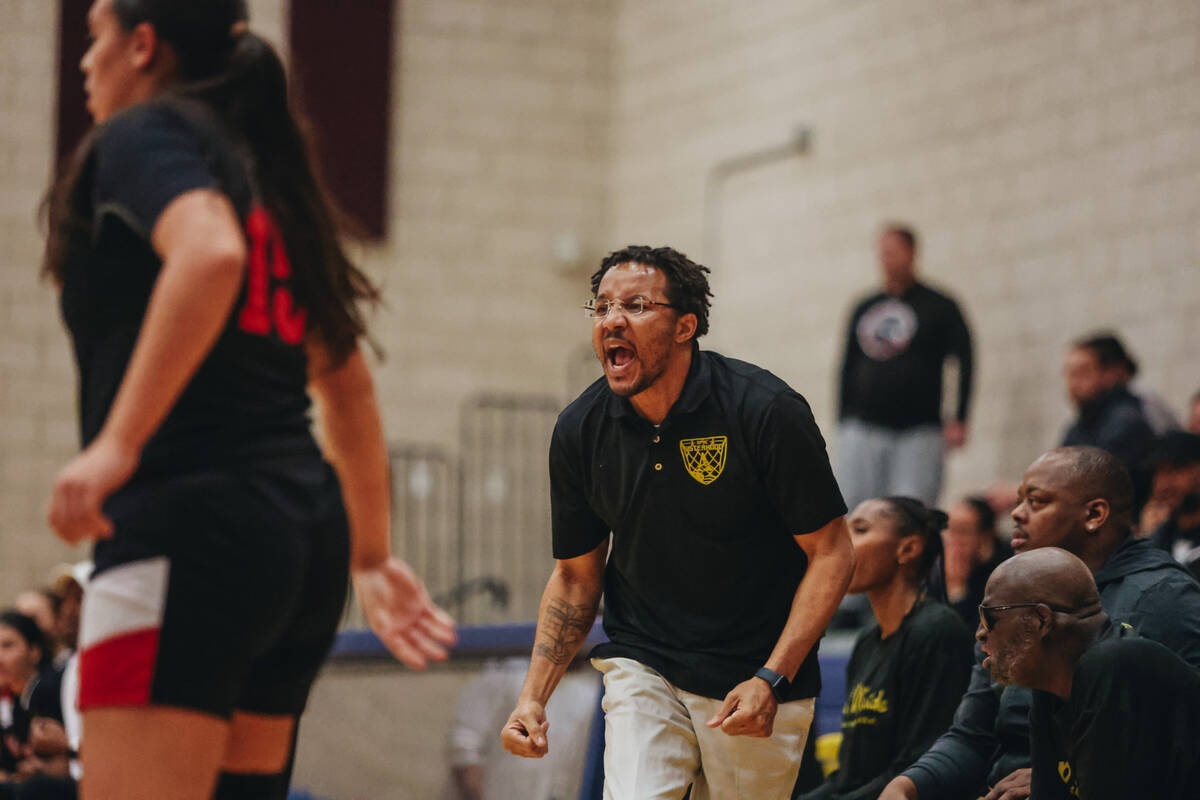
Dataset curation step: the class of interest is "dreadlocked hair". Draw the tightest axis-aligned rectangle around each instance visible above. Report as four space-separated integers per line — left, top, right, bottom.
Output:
590 245 713 338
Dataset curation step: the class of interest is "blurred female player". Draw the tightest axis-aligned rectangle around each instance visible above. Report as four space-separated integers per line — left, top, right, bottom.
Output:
799 498 972 800
42 1 456 797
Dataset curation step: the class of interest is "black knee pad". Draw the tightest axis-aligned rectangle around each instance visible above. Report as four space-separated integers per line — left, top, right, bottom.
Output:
212 771 290 800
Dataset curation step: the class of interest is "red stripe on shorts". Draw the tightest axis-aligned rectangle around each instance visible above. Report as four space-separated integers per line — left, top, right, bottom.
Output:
79 627 160 710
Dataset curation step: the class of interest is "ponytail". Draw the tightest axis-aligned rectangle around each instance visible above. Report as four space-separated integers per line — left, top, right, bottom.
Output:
881 496 948 601
176 31 380 363
43 1 379 365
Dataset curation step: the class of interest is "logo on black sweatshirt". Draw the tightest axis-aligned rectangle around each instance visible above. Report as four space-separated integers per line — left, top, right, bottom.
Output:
856 298 918 360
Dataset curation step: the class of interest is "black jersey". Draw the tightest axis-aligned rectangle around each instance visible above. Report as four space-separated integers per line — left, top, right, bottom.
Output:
800 599 973 800
1029 621 1200 800
59 102 319 479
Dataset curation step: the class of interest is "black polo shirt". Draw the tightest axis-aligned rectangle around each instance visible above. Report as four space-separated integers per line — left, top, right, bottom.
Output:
551 350 847 701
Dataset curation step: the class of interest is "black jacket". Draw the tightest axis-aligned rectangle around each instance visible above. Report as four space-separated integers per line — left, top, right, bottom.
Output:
900 535 1200 798
1062 386 1155 508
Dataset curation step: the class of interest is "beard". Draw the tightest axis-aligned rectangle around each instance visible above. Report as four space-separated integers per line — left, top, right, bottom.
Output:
597 340 669 398
986 627 1040 686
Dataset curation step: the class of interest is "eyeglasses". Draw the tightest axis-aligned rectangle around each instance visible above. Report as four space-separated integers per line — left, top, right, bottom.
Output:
978 603 1051 632
978 601 1103 632
582 297 676 319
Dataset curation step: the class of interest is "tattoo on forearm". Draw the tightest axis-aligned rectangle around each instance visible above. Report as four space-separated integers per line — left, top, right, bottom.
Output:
534 598 594 665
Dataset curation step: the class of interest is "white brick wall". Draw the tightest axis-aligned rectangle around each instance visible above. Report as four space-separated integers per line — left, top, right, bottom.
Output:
0 0 75 589
1 0 1195 597
367 0 613 448
610 0 1200 498
2 0 1198 795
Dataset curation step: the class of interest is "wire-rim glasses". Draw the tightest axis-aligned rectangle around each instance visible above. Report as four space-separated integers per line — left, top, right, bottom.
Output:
582 297 676 319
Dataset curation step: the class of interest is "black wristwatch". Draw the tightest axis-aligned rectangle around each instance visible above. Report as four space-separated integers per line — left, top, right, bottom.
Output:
754 666 790 703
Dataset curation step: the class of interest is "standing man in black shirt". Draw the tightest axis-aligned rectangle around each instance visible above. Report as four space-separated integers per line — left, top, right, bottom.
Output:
837 224 973 508
977 548 1200 800
500 246 854 798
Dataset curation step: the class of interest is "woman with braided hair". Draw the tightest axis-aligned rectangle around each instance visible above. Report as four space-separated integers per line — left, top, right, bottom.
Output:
42 1 455 797
799 497 973 800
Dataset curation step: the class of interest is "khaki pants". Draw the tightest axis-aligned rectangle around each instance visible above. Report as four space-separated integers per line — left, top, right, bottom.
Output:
593 657 814 800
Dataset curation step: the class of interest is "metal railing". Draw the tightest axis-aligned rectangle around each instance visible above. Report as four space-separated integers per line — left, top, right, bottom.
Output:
344 392 563 628
458 393 561 624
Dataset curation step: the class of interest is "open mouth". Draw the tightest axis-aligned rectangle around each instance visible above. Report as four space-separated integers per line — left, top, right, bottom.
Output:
605 341 636 372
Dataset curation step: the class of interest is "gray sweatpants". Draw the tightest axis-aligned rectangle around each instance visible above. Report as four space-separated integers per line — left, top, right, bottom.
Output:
836 419 944 510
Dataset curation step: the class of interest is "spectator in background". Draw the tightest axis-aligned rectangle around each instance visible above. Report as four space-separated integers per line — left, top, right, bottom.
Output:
9 595 56 658
1140 432 1200 576
45 569 84 671
798 498 972 800
44 565 89 789
978 548 1200 800
1061 334 1156 508
0 611 70 790
879 446 1200 800
446 658 599 800
1188 390 1200 435
1080 332 1179 434
837 224 973 508
934 497 1013 628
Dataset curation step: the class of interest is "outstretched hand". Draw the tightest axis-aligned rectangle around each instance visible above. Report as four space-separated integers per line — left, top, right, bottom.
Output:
353 557 457 669
705 677 778 737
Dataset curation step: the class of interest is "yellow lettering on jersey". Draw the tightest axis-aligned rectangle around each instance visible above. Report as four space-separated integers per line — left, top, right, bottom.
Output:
842 683 889 717
680 436 728 485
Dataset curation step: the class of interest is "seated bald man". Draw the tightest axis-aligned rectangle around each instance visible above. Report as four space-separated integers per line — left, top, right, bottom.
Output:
881 446 1200 800
978 548 1200 799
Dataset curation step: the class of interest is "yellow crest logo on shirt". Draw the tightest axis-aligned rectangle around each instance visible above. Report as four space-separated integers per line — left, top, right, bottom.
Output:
680 436 727 485
1057 761 1080 797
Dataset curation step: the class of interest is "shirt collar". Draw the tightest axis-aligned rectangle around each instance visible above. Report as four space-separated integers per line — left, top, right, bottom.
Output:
605 347 713 420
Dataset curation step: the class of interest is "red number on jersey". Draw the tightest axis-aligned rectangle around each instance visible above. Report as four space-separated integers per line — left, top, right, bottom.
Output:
237 207 308 344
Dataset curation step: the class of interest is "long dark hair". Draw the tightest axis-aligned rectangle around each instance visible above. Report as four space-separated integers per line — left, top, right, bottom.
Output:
880 496 948 600
44 0 378 365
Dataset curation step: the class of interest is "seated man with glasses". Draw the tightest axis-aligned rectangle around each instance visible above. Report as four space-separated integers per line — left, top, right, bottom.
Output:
881 445 1200 800
501 245 855 797
977 547 1200 800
